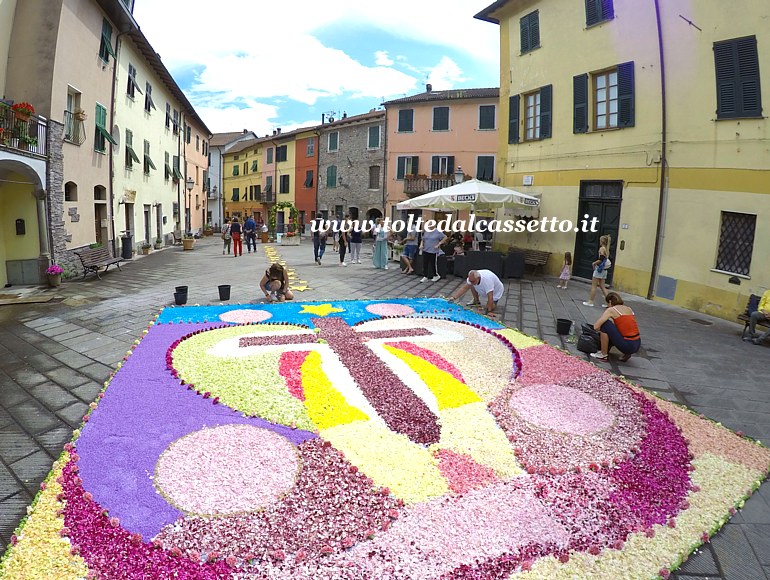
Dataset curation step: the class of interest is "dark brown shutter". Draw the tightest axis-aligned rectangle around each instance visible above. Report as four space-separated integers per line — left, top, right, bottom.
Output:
573 74 589 133
508 94 520 143
539 84 552 138
617 62 635 127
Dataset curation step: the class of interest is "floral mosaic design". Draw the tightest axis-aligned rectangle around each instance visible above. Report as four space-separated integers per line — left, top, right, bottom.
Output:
1 299 768 580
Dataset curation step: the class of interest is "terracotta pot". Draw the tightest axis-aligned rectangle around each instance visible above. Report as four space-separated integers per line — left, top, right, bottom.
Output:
47 273 61 288
182 238 195 250
14 111 31 122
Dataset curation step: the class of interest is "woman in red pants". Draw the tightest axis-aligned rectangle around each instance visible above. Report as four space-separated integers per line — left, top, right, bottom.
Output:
230 217 243 257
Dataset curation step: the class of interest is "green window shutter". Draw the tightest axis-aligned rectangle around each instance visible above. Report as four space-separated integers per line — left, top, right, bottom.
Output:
251 160 258 172
617 62 635 127
95 104 107 128
398 109 413 132
714 36 762 119
431 156 440 175
508 95 520 143
573 74 589 133
479 105 495 129
601 0 614 21
396 157 406 179
530 12 540 51
411 156 419 175
586 0 613 26
233 165 239 176
126 145 140 164
432 107 449 131
539 84 553 138
326 165 337 187
520 14 530 53
447 156 455 175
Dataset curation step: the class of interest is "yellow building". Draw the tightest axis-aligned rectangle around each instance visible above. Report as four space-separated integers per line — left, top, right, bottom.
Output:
476 0 769 321
223 137 265 222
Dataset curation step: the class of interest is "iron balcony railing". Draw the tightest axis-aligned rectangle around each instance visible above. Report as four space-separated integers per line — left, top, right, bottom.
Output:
63 110 86 145
0 106 48 157
404 177 454 197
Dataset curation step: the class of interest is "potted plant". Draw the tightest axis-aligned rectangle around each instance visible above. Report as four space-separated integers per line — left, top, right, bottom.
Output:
203 224 213 236
154 237 163 249
11 102 35 121
74 108 88 121
19 135 37 151
182 234 195 251
46 263 63 287
140 242 152 255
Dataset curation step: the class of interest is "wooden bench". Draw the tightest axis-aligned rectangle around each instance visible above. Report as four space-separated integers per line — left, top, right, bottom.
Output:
509 247 552 274
738 294 770 338
74 247 123 280
172 231 183 245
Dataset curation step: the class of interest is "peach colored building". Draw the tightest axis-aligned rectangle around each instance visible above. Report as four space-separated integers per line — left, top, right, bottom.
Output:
183 115 212 234
383 85 500 218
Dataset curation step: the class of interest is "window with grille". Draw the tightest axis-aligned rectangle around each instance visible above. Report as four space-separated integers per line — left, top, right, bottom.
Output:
398 109 414 132
368 166 380 189
714 36 762 119
715 211 756 276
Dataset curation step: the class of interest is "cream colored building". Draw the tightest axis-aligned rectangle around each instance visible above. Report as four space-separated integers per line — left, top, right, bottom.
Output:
476 0 769 321
1 0 134 285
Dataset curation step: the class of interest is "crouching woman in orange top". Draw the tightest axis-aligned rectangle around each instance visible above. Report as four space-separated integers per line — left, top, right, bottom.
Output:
590 292 641 362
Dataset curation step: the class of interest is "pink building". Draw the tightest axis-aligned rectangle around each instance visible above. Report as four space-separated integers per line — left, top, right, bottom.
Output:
383 85 499 218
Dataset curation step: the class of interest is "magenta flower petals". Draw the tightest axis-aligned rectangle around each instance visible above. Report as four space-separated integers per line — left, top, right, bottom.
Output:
387 341 465 382
279 351 310 401
517 344 600 386
154 425 300 515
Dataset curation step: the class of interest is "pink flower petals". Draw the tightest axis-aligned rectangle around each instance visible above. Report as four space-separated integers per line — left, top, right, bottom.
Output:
365 303 416 316
219 309 273 324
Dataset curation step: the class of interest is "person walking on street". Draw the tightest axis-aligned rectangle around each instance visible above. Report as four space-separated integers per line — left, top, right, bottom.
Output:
230 217 243 257
583 235 612 307
349 222 363 264
243 215 257 253
372 218 389 269
312 215 327 265
338 227 349 267
420 227 447 282
221 218 232 255
400 226 418 274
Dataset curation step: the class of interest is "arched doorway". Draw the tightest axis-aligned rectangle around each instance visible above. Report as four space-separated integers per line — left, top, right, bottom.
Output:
366 208 382 222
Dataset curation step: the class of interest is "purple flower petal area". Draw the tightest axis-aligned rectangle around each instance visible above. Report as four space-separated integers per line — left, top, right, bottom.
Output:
75 323 316 540
155 438 400 562
490 374 646 472
60 459 233 579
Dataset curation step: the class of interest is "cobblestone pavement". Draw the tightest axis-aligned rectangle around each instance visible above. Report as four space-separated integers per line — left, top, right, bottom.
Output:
0 236 768 578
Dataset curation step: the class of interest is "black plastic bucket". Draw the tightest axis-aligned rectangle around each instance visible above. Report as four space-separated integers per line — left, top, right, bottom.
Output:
556 318 572 335
175 285 188 294
218 285 231 301
174 291 187 306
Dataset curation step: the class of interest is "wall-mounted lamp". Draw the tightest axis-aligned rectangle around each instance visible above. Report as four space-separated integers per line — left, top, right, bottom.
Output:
185 177 195 192
338 176 344 185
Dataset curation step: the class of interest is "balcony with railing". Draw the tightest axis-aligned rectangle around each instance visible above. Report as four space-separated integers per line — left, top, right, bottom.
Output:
63 110 87 145
403 175 454 197
0 104 48 157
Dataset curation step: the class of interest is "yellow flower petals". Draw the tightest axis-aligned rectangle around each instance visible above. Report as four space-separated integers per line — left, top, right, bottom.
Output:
302 351 368 429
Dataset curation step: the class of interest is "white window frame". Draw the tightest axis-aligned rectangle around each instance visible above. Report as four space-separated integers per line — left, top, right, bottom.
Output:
367 126 381 149
525 91 541 140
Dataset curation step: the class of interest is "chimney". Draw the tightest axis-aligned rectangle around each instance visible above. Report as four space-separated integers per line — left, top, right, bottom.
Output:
272 130 276 136
426 83 432 93
322 113 325 125
342 112 347 119
243 129 248 134
276 128 281 134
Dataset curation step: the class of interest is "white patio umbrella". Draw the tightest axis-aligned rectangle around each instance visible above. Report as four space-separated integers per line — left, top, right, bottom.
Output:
396 179 540 211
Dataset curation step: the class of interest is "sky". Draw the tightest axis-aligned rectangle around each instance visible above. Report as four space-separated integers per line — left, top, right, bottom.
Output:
132 0 500 136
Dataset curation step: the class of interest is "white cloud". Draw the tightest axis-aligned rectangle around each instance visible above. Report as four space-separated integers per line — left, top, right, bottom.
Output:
133 1 497 132
374 50 394 66
426 57 467 90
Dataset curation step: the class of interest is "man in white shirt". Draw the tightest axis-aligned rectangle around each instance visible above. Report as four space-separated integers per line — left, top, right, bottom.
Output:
447 269 504 315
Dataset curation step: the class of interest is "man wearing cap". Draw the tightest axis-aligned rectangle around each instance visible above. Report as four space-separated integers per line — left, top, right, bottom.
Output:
447 269 505 316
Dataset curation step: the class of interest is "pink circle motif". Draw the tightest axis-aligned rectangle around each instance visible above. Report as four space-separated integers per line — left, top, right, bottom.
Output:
155 425 299 515
219 309 272 324
365 303 416 316
509 384 614 435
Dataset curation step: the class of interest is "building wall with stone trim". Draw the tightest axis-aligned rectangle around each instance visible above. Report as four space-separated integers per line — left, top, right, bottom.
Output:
318 114 385 222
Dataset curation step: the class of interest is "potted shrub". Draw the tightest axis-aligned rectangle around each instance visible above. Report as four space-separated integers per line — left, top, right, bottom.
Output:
182 234 195 251
203 223 213 236
46 263 63 287
154 237 163 250
140 242 152 255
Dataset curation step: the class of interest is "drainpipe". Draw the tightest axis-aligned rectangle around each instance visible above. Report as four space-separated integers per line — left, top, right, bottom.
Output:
109 29 131 258
314 128 322 218
382 111 388 219
647 0 668 300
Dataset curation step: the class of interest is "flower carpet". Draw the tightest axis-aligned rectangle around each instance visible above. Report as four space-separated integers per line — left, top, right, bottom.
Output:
1 298 768 579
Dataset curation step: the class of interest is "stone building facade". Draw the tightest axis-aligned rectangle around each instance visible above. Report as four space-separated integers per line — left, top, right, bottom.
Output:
317 111 385 223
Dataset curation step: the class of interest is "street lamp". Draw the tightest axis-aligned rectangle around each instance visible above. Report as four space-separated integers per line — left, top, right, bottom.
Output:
454 166 464 184
185 177 194 234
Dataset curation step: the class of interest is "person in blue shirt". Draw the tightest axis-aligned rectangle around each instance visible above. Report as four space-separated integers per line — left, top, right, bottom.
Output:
243 216 257 253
